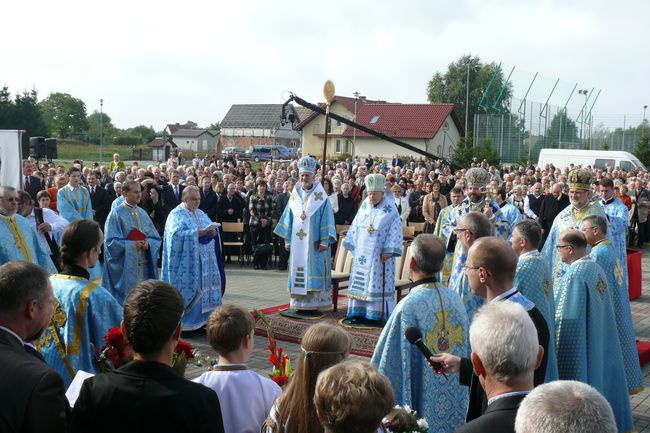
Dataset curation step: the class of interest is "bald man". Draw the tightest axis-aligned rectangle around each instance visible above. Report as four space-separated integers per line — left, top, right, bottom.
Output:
554 229 633 433
432 237 551 422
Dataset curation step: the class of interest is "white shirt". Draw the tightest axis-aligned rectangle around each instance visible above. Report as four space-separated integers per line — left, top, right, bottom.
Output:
194 367 281 433
26 208 70 255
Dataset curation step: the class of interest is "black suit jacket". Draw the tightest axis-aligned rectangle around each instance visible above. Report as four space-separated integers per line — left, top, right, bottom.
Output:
460 301 549 422
86 185 110 229
199 188 218 221
161 184 185 221
217 193 244 223
23 175 43 201
538 193 570 246
453 394 526 433
0 328 68 433
71 361 225 433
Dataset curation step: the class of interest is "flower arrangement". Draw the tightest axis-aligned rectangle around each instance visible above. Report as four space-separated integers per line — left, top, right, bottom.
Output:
254 310 293 387
382 405 429 433
94 326 199 376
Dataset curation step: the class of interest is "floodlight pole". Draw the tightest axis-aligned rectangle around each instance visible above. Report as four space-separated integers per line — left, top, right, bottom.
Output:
99 99 104 163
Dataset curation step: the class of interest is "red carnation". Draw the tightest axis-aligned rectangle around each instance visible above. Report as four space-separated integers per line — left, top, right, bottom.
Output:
175 340 195 359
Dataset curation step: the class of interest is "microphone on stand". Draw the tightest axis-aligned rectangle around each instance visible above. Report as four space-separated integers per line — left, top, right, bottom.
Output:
405 327 447 380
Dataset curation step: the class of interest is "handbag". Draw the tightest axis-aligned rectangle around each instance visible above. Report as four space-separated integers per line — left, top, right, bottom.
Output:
253 243 273 257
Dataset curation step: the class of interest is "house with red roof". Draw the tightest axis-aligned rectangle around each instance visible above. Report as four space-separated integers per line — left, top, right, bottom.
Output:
295 95 463 160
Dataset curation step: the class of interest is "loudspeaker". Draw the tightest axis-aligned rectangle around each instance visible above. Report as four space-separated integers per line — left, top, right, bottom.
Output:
29 136 46 159
45 138 58 159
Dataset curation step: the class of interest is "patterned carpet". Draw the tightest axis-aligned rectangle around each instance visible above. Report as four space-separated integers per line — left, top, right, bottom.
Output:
252 297 382 358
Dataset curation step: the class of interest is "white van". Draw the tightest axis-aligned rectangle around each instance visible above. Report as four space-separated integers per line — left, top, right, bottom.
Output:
537 149 647 172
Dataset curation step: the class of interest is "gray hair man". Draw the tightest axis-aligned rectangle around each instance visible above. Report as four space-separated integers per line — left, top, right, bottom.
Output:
515 381 616 433
452 301 542 433
372 234 471 432
0 261 67 433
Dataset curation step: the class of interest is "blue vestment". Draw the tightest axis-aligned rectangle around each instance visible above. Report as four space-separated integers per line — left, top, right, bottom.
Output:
441 195 511 241
448 249 484 320
274 182 336 310
103 203 162 304
603 199 629 292
161 205 225 331
498 202 523 240
541 200 608 291
37 274 123 387
434 205 456 284
344 194 403 321
372 282 470 432
514 250 558 382
590 240 643 393
111 195 125 209
554 256 634 433
0 214 56 273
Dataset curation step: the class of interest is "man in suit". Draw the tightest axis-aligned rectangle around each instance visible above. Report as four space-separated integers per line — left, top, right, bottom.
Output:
515 381 617 433
71 279 225 433
631 178 650 247
199 176 218 221
452 300 542 433
22 160 43 202
161 170 185 223
0 261 68 433
432 237 550 423
86 171 110 230
537 183 569 248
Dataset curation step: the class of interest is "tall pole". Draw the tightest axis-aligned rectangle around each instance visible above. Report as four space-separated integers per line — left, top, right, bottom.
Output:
322 81 335 176
353 91 360 158
644 105 648 138
99 99 104 163
465 63 470 137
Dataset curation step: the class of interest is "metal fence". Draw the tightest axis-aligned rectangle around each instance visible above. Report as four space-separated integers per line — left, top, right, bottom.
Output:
473 97 646 164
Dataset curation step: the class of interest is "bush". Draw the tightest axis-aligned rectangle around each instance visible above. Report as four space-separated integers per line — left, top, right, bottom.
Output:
113 135 143 145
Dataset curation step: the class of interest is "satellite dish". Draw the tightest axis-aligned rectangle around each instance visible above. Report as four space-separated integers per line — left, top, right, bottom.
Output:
323 80 335 104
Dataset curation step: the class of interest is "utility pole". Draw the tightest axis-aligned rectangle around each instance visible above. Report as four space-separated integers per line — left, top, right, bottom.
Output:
465 63 470 137
353 91 360 158
99 98 104 163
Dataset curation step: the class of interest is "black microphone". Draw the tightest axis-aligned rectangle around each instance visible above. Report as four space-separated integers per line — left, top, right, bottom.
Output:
405 327 447 379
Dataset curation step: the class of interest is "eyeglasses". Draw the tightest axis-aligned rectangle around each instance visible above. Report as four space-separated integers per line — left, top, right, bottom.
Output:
556 245 572 250
454 228 470 234
461 265 480 274
0 197 18 202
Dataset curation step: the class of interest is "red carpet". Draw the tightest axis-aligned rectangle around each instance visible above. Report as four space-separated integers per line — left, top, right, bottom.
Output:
252 297 381 358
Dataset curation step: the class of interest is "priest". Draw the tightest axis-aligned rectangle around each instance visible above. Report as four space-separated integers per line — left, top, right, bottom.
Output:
342 173 402 327
161 186 225 331
103 180 161 304
274 156 336 319
372 234 469 431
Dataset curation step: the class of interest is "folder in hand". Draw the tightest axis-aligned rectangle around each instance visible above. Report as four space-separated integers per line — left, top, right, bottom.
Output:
126 228 147 241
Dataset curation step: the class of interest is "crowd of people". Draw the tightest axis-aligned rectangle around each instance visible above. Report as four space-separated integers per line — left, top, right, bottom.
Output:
0 149 646 433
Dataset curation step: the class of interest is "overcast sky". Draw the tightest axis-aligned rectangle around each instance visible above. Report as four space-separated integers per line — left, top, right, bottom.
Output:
2 0 649 130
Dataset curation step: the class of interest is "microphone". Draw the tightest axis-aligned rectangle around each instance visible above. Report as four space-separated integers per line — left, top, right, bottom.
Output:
405 327 447 379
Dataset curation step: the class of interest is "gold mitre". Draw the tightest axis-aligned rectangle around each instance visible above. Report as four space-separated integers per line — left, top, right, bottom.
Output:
567 168 592 190
465 168 490 188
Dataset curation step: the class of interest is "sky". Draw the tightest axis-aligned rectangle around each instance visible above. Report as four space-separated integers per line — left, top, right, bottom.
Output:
2 0 649 131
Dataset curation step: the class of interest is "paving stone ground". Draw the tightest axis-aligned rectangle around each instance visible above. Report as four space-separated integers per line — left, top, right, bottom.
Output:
184 252 650 432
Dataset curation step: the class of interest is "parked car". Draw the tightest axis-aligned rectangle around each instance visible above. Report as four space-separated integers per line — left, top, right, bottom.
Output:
243 145 293 161
537 148 647 171
222 146 246 157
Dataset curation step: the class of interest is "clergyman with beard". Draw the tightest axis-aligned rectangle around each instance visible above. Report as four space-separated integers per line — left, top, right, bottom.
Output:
0 261 68 433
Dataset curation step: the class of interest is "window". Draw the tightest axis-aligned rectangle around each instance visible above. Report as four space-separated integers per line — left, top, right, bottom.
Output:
335 139 341 153
327 119 332 133
594 159 614 170
620 161 633 172
336 120 341 127
370 115 380 124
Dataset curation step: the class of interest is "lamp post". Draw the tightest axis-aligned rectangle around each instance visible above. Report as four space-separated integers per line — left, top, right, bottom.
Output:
578 89 588 146
99 99 104 163
353 91 360 158
644 105 648 138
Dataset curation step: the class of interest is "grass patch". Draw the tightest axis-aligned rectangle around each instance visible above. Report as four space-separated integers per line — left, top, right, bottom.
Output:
53 140 151 164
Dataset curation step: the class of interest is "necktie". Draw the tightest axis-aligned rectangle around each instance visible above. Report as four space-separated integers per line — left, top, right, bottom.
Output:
91 187 95 197
25 176 30 191
175 186 179 201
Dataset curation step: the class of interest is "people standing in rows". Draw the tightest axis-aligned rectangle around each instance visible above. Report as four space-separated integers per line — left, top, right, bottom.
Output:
422 179 447 234
249 179 274 270
524 182 544 220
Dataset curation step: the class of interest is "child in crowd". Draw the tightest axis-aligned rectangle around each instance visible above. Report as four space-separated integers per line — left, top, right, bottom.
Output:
314 360 395 433
265 322 353 433
194 305 282 433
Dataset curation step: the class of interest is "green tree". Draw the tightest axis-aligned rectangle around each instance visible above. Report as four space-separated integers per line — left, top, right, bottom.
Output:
206 121 221 132
127 125 156 144
427 54 513 135
475 138 501 166
86 110 116 145
602 142 610 150
453 136 474 166
635 135 650 168
39 92 88 138
546 110 579 148
0 87 50 151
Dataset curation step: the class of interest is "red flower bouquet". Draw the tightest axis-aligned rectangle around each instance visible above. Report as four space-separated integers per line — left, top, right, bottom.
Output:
254 310 293 387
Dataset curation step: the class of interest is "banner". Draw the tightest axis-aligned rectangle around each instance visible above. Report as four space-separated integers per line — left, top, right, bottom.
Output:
0 130 23 189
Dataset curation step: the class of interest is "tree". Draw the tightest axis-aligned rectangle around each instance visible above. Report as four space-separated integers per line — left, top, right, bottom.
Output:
86 110 116 145
453 136 474 166
546 110 578 148
0 87 49 152
475 138 501 166
127 125 156 144
39 92 88 138
427 54 513 135
206 121 221 132
635 135 650 168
